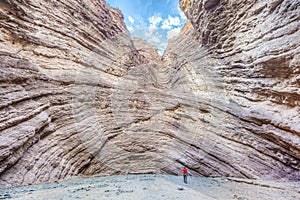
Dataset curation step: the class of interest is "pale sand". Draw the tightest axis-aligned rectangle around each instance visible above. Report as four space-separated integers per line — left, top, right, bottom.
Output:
0 174 299 199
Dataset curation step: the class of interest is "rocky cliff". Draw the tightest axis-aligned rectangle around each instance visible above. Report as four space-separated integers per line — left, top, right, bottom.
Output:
164 0 300 180
0 0 143 185
0 0 299 185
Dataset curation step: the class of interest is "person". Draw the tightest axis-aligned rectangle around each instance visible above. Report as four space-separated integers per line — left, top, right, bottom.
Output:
183 167 188 184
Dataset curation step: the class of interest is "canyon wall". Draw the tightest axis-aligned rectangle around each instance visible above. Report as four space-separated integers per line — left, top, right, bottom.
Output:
163 0 300 180
0 0 299 185
0 0 143 185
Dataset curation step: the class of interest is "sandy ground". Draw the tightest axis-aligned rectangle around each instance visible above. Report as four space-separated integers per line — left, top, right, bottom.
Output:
0 174 299 200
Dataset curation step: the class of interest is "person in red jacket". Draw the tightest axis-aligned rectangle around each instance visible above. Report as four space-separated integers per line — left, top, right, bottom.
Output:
183 167 188 184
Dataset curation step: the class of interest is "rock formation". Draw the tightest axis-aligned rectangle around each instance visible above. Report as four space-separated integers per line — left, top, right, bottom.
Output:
0 0 299 185
0 0 142 185
165 0 300 180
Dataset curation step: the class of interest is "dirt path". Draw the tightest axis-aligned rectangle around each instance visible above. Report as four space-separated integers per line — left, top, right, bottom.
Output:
0 175 299 200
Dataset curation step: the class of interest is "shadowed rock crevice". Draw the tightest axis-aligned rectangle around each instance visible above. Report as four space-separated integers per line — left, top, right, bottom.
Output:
0 0 299 185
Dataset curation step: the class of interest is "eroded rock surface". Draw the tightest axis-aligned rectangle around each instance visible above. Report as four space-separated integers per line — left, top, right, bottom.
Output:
0 0 143 185
166 0 300 179
0 0 299 185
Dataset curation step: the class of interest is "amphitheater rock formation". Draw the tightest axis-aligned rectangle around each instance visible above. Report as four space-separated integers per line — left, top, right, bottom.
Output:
0 0 299 185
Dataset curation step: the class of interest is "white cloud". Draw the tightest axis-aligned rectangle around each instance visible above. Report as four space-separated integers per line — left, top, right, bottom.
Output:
169 16 181 26
145 29 153 37
149 15 163 28
145 29 161 43
145 27 159 37
179 10 187 20
151 36 160 43
127 26 134 33
161 15 181 29
128 16 135 24
167 27 181 40
135 16 146 28
161 19 171 29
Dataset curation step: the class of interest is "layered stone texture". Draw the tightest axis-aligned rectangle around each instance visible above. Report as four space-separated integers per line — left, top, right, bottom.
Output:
0 0 142 185
163 0 300 180
0 0 299 186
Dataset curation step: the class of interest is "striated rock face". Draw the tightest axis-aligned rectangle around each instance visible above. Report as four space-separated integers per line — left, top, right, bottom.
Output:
0 0 143 185
165 0 300 180
0 0 299 185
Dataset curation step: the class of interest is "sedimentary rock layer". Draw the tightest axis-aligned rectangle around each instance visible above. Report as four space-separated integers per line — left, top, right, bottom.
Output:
164 0 300 180
0 0 299 185
0 0 143 185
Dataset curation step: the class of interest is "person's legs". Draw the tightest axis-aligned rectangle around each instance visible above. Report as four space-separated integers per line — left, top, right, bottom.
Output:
183 175 187 184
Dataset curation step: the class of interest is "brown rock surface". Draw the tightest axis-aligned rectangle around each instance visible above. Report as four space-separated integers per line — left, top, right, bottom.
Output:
0 0 142 185
0 0 299 186
166 0 300 180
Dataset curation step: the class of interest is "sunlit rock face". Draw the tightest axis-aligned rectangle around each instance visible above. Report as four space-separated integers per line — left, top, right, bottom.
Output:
0 0 299 185
0 0 192 185
0 0 144 185
164 0 299 180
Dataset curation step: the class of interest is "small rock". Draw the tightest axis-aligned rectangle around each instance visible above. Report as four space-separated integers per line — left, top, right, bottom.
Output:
178 187 184 191
0 194 12 199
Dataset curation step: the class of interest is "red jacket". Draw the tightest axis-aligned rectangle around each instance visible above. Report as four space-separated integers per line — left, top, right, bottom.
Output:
183 168 188 175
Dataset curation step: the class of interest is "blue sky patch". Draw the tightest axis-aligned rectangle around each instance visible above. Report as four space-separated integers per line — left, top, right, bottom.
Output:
106 0 186 54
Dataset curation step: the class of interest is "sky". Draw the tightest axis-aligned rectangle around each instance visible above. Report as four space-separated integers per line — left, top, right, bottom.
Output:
106 0 186 55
